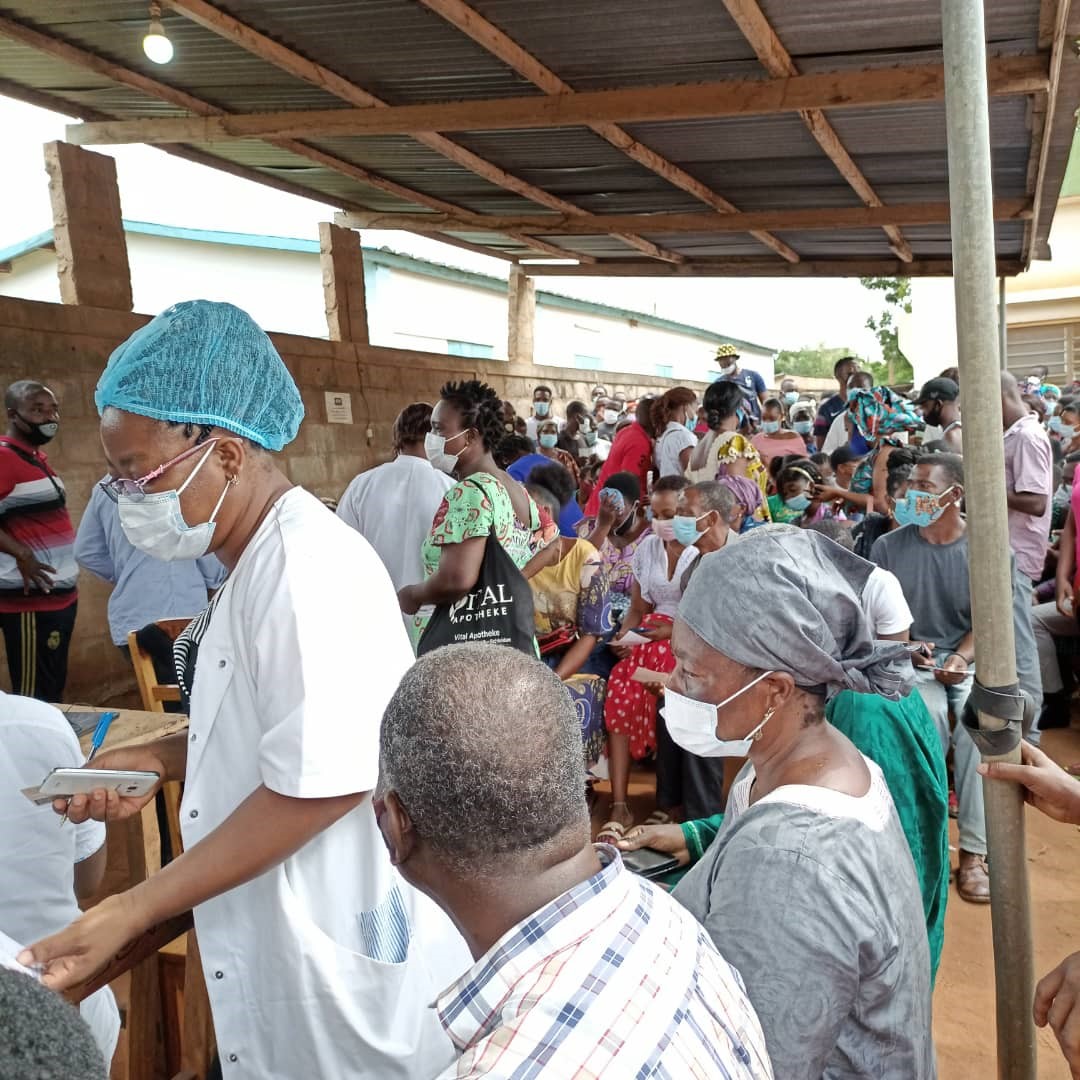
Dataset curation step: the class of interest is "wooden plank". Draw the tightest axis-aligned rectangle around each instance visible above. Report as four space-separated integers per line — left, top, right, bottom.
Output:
164 0 662 262
416 0 797 262
0 14 554 263
721 0 913 261
63 55 1049 144
519 257 1027 278
335 198 1032 236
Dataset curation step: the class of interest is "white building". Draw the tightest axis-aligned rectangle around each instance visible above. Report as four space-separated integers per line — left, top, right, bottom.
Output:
0 220 775 386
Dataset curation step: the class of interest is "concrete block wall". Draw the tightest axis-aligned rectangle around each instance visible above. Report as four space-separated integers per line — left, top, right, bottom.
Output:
0 295 703 705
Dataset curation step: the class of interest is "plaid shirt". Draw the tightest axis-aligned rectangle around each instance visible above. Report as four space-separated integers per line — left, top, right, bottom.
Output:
435 846 773 1079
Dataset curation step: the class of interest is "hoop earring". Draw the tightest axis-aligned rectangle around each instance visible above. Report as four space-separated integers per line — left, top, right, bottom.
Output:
228 474 240 486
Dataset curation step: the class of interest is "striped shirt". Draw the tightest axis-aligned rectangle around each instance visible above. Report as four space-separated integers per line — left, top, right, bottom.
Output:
0 436 77 613
435 845 773 1079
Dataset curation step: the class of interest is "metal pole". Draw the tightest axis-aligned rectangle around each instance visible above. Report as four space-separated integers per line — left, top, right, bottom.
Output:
999 277 1008 372
941 3 1036 1077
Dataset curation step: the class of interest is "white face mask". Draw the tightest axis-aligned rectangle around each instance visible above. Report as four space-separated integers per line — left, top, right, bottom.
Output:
603 408 619 425
118 444 230 562
424 429 468 475
662 670 775 757
719 363 737 376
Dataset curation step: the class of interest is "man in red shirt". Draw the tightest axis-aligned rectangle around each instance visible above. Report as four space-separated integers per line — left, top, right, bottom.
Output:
0 381 78 700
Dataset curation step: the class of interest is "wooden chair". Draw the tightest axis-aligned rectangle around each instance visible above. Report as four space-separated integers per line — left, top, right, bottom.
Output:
123 620 217 1079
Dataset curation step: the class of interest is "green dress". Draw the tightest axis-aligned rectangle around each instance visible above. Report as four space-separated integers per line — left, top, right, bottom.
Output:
665 690 948 982
409 472 544 647
826 689 949 984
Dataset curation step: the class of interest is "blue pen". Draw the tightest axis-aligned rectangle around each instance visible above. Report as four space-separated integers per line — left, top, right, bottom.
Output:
59 711 118 826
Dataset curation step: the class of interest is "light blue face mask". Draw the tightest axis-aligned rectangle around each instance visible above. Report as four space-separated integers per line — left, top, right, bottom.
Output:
672 512 712 546
539 432 558 449
792 420 813 436
894 486 957 528
761 420 781 434
782 391 799 406
533 401 550 417
784 493 811 513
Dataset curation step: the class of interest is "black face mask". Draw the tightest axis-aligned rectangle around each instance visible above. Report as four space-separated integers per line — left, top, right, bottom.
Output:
14 413 59 446
922 406 942 429
614 504 638 536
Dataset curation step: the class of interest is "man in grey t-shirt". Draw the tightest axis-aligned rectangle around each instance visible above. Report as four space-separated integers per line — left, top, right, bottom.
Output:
871 453 1041 904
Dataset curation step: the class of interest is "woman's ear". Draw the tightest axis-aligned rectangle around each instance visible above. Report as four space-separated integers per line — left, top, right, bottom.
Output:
216 436 247 480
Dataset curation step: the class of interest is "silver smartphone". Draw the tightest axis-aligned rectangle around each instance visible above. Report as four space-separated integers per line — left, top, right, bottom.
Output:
36 767 161 799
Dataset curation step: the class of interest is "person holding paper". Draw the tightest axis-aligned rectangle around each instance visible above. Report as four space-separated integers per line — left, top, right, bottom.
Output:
597 476 697 843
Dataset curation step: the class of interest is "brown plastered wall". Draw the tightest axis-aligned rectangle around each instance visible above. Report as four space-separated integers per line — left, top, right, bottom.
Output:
0 294 704 705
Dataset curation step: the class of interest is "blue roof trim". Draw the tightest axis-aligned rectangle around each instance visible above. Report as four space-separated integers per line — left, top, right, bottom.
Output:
0 219 774 354
0 228 54 264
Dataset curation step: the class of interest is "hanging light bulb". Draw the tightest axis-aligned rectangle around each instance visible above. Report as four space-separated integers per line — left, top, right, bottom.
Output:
142 2 174 64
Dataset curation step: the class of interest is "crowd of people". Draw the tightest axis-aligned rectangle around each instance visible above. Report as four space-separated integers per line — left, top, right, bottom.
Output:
3 309 1080 1078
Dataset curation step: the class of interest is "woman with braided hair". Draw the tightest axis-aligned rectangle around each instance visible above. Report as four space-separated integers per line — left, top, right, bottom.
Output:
399 379 553 647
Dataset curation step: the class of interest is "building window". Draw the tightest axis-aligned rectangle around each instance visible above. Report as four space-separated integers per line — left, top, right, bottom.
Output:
654 363 673 378
447 339 496 359
574 354 602 370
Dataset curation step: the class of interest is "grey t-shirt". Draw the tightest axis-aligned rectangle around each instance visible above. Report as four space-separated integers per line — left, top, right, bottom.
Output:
869 524 1040 701
673 759 935 1080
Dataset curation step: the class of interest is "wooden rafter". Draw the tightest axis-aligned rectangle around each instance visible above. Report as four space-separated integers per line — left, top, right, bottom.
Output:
162 0 680 264
719 0 913 262
520 257 1027 278
0 75 517 263
1023 0 1072 262
0 13 570 263
63 55 1048 144
415 0 796 263
334 199 1032 236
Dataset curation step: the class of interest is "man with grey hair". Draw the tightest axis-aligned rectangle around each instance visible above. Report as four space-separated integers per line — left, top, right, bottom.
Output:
376 644 772 1079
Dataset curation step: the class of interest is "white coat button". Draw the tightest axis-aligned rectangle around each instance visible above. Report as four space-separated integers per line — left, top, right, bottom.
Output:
189 809 199 819
215 970 224 979
229 1054 238 1062
190 733 197 742
218 659 227 668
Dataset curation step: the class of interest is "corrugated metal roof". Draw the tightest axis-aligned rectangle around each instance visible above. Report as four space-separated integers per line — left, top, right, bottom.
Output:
0 0 1072 271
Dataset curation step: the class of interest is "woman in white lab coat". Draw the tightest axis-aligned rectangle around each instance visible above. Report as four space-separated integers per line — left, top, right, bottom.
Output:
20 301 467 1078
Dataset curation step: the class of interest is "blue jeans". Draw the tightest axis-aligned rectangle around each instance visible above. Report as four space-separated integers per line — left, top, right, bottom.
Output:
914 668 985 856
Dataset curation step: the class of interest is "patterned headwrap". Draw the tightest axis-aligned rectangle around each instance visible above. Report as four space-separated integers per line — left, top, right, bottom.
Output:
716 474 765 522
847 386 921 446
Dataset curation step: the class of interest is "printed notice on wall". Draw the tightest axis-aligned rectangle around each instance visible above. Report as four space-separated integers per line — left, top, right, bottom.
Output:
325 391 353 424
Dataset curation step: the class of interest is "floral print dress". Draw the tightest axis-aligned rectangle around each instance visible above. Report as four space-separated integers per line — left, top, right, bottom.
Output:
410 472 548 647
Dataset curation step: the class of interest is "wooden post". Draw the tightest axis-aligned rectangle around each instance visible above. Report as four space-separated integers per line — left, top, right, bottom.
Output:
507 265 535 365
43 141 132 311
318 222 369 344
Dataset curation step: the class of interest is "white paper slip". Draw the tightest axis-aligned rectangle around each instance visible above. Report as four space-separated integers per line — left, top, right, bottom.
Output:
0 929 41 979
615 630 651 647
21 783 56 806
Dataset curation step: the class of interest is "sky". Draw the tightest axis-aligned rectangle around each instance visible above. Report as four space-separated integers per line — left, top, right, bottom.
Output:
0 95 886 360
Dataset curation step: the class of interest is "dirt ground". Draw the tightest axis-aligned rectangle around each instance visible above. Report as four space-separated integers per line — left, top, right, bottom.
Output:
593 724 1080 1078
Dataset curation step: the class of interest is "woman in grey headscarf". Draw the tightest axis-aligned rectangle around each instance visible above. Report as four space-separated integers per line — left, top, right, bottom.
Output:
633 528 935 1079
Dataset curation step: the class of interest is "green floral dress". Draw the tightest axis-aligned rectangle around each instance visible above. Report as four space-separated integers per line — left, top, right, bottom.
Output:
409 472 547 647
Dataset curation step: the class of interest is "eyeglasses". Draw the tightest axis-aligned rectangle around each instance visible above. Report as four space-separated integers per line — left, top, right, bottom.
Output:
100 439 218 502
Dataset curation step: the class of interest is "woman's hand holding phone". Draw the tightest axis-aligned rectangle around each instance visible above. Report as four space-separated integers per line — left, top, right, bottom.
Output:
52 746 168 824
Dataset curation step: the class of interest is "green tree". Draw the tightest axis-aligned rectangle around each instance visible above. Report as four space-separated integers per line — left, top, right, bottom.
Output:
774 343 855 379
860 276 914 385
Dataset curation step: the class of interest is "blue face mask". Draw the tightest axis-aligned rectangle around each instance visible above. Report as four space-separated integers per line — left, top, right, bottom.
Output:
534 401 550 417
672 512 711 546
735 408 747 427
782 391 799 406
784 493 811 513
539 432 558 449
793 420 813 436
761 420 781 434
685 417 696 431
895 486 956 527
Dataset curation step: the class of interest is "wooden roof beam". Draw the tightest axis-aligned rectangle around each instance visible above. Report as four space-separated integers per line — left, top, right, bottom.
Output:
415 0 796 262
0 13 562 263
720 0 913 262
162 0 679 263
520 257 1027 278
335 198 1032 236
64 54 1049 144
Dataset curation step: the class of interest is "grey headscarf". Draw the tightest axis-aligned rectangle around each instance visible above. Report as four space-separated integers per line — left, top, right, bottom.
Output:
677 526 914 701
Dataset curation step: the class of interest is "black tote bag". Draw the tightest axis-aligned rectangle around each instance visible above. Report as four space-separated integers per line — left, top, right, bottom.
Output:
417 524 536 656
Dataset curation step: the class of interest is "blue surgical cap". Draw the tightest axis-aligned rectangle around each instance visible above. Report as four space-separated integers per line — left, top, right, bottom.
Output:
95 300 304 451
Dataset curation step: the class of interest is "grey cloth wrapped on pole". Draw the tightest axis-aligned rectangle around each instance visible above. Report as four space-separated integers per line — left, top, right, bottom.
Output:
677 527 915 701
